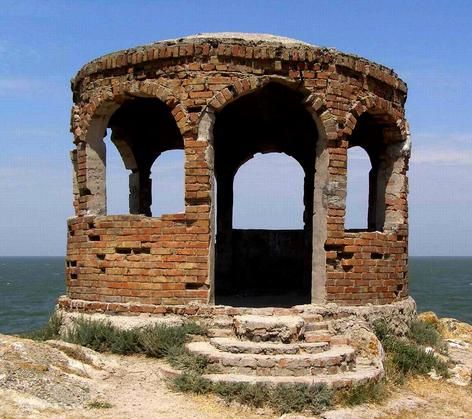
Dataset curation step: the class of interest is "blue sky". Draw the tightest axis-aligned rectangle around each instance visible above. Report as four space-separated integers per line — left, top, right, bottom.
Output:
0 0 471 256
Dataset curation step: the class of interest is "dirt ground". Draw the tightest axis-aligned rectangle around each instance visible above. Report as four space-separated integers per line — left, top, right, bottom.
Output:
0 334 272 419
320 377 472 418
0 333 471 419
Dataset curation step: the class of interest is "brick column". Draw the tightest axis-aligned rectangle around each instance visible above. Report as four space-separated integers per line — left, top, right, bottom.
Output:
215 171 234 294
129 168 152 216
84 137 106 215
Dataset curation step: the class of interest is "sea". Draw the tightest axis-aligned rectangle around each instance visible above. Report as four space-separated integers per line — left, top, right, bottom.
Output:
0 256 471 334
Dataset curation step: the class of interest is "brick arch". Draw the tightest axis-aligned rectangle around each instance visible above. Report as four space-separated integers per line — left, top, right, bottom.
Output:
343 95 409 143
303 93 338 142
342 94 410 233
72 80 191 144
72 80 191 217
204 78 335 174
203 77 337 145
205 76 311 112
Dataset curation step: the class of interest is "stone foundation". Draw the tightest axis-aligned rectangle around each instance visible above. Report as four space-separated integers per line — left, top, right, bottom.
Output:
58 295 416 336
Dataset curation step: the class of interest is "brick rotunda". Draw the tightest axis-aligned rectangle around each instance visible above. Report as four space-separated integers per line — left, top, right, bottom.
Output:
62 33 411 314
59 33 415 388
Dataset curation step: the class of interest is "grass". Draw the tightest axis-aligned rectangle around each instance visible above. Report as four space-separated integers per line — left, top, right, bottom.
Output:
335 380 388 406
335 318 451 407
87 400 113 409
165 345 209 373
373 319 450 383
26 314 208 372
397 375 472 418
387 338 449 377
65 318 141 354
23 312 62 341
172 374 333 415
53 344 93 365
269 382 332 414
408 320 448 353
172 372 213 394
64 317 207 371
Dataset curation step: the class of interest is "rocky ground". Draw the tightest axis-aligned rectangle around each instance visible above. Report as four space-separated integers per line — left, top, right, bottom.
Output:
0 313 471 418
0 335 272 419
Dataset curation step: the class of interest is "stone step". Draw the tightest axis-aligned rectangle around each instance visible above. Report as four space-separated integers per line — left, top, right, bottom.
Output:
210 337 330 355
207 328 235 338
202 362 383 389
304 321 331 333
186 341 356 376
211 315 234 328
304 331 350 345
233 314 305 343
304 331 333 343
300 313 324 323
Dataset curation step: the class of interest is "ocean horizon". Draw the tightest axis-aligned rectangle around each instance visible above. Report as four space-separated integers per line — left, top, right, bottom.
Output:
0 256 471 334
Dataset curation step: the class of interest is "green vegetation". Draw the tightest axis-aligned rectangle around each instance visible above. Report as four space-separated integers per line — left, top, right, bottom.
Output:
66 318 140 354
173 374 332 415
269 382 332 414
26 314 208 372
65 317 206 369
165 345 209 373
172 372 213 394
374 319 450 383
335 380 388 406
23 312 62 341
55 344 93 365
336 318 451 407
87 400 113 409
408 320 447 353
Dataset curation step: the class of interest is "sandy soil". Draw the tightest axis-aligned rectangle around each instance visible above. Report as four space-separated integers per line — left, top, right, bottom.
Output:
1 333 471 419
0 334 272 419
319 377 472 418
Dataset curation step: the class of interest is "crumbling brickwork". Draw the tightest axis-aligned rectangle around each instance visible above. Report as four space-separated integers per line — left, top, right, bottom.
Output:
64 33 410 311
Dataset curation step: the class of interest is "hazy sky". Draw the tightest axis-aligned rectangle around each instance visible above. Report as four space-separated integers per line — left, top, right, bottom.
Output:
0 0 471 256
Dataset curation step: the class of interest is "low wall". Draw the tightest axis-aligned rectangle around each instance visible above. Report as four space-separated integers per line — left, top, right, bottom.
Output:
66 214 210 306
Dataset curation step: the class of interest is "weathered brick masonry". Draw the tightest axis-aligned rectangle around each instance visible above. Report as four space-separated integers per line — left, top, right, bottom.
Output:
64 33 410 312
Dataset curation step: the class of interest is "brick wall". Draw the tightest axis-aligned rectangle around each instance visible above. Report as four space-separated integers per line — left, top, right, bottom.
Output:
66 213 210 305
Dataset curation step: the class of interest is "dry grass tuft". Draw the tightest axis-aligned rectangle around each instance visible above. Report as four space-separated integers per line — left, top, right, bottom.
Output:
390 376 472 418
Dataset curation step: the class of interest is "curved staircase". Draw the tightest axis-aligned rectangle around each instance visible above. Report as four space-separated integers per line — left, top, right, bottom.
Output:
184 314 384 389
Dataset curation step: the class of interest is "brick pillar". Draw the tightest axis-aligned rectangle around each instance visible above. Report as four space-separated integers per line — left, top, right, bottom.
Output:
215 171 234 294
184 131 212 303
129 168 152 216
311 111 338 304
383 145 409 231
84 137 106 215
303 166 314 294
368 165 379 230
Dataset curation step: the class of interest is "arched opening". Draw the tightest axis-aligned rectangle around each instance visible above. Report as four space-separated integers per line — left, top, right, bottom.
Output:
233 153 304 229
346 112 404 231
151 149 185 216
213 82 318 307
345 146 370 230
105 97 183 216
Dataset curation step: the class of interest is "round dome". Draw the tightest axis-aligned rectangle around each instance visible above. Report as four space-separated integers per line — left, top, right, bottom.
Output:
174 32 314 47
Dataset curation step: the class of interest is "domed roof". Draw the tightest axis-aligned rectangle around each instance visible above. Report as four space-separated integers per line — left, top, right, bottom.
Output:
72 32 405 93
173 32 315 47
